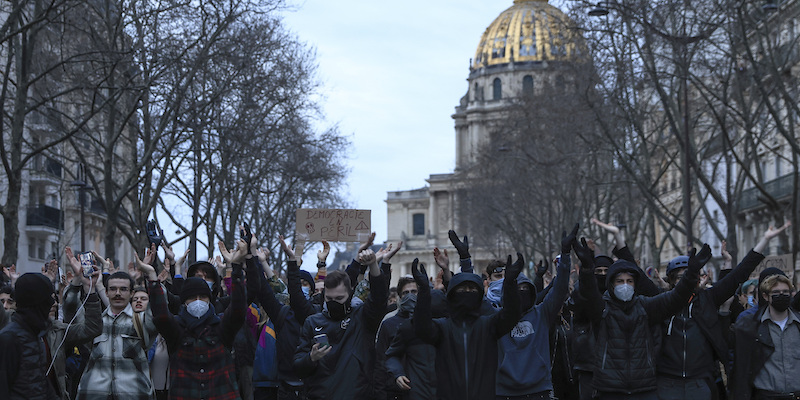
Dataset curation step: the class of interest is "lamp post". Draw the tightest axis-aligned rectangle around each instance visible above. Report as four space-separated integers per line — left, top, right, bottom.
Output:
70 163 92 252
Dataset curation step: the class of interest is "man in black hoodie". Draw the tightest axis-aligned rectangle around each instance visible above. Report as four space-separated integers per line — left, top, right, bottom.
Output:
572 235 712 400
413 253 524 400
0 273 60 399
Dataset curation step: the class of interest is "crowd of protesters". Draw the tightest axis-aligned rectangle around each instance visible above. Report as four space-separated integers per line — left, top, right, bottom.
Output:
0 217 798 400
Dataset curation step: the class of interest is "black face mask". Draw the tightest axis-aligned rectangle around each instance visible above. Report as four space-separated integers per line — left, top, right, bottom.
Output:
520 290 535 311
311 292 324 305
770 294 792 312
450 291 482 313
325 300 349 320
596 274 607 293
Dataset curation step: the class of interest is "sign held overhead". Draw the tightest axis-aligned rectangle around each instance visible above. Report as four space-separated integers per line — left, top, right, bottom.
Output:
296 209 371 242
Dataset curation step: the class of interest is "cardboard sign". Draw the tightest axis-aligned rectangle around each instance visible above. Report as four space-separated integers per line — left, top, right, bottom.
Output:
751 254 794 279
296 209 371 242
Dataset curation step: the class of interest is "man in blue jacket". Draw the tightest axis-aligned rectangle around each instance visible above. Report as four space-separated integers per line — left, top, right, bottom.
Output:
293 248 388 400
496 225 576 399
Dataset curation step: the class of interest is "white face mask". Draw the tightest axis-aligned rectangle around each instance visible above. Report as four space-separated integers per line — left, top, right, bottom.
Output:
614 283 635 302
186 299 209 318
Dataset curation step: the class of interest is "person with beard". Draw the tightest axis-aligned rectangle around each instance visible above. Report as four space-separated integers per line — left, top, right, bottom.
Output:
656 224 788 400
731 273 800 400
572 233 712 400
293 248 388 400
142 238 247 400
413 250 524 400
495 225 577 400
77 266 158 400
0 273 61 399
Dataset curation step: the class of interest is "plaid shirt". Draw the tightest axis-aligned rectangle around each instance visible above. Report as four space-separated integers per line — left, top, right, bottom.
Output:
76 304 157 400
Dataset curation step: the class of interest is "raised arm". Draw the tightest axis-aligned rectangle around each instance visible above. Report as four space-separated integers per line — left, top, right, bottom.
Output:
433 247 453 285
359 249 388 333
572 234 604 325
448 230 473 273
493 253 524 338
64 270 103 345
541 232 574 322
139 252 182 346
643 244 711 322
709 223 789 306
219 238 248 347
412 259 441 345
280 234 317 323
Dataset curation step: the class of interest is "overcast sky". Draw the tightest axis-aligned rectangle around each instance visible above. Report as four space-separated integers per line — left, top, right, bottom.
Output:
279 0 517 245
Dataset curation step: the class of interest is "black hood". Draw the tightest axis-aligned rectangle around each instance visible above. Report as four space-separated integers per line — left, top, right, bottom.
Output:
606 260 641 301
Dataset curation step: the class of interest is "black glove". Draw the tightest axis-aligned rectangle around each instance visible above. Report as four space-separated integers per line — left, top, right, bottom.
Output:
534 259 547 278
411 258 429 288
572 237 595 272
146 220 163 246
561 223 579 254
448 230 470 259
506 252 524 281
240 222 253 254
687 244 712 274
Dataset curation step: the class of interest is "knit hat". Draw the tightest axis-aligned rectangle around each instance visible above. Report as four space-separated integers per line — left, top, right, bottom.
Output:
181 277 212 303
299 270 315 287
15 273 54 307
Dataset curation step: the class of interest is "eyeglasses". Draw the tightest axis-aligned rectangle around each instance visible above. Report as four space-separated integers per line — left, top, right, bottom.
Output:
400 289 418 297
489 267 505 275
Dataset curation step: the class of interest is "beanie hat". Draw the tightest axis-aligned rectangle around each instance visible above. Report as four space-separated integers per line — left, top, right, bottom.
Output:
15 273 54 307
299 270 315 287
181 277 212 303
594 255 614 269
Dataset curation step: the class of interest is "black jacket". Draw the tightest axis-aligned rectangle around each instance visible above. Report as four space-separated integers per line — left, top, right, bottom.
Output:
658 249 765 379
575 260 698 394
0 311 60 399
385 318 437 400
374 311 410 398
414 272 521 400
293 270 388 400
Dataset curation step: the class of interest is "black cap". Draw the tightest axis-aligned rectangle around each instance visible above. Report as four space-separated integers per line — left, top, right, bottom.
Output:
180 277 212 303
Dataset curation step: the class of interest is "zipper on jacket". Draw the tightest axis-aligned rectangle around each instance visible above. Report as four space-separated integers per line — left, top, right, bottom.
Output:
463 322 469 395
601 342 608 369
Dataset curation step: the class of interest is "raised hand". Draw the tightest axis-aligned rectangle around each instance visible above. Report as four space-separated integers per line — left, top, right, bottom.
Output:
175 249 189 273
128 261 142 282
358 232 376 253
448 229 470 259
591 218 619 234
134 251 158 281
218 239 248 265
687 244 712 274
278 235 296 261
92 251 112 273
411 258 428 287
534 260 547 278
160 242 175 262
143 243 157 266
433 247 449 270
64 247 83 279
561 223 579 254
42 259 59 283
572 237 595 272
506 252 524 281
358 249 377 268
384 241 402 262
317 240 330 263
158 267 169 283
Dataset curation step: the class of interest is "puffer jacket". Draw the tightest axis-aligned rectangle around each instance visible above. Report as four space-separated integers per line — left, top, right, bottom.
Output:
0 311 61 399
574 260 698 394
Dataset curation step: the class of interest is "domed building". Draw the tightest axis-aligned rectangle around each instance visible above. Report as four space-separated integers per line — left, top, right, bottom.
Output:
386 0 589 282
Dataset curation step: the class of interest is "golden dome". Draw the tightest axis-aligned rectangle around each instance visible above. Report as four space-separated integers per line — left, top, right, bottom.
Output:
473 0 585 68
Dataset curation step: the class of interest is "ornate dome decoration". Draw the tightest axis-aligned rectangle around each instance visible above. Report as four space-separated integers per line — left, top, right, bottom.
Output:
473 0 586 69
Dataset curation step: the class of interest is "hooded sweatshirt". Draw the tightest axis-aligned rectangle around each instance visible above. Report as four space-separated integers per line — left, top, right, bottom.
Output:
496 254 571 396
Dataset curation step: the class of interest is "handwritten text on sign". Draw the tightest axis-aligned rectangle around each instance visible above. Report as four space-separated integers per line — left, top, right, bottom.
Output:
296 209 371 242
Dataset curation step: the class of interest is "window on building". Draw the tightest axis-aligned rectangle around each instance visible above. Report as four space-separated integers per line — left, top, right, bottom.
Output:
412 213 425 236
523 75 534 96
493 78 502 100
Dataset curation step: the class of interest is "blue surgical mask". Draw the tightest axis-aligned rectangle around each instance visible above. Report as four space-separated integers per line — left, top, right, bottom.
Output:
302 286 311 300
486 278 504 306
747 294 755 308
206 280 214 291
614 283 635 302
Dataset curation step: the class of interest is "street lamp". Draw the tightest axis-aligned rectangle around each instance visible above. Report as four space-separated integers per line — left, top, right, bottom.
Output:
70 163 92 252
